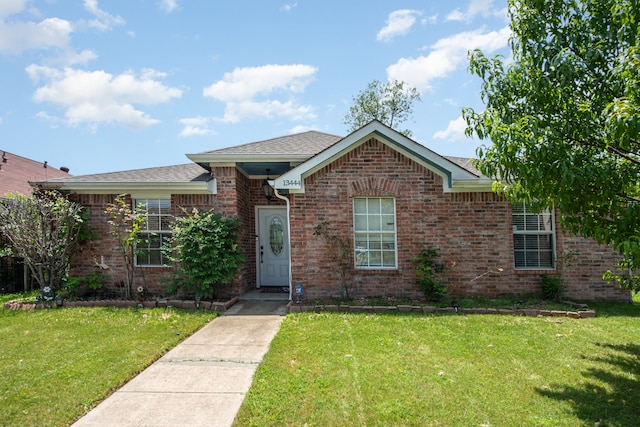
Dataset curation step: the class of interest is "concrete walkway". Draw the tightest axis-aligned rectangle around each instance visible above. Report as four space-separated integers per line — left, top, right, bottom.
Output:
72 296 288 427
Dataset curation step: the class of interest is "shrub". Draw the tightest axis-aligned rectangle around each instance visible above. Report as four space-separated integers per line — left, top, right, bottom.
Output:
411 248 447 301
164 208 244 300
313 221 353 299
539 274 565 301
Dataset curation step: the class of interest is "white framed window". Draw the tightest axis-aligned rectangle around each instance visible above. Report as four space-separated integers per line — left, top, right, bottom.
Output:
512 202 555 269
135 199 171 266
353 197 397 269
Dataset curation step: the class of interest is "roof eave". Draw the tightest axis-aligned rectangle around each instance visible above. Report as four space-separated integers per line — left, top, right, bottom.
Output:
447 179 496 193
31 180 217 195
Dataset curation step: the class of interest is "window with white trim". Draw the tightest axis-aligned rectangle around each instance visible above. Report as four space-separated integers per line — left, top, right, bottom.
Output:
353 197 397 269
512 202 555 269
135 199 171 266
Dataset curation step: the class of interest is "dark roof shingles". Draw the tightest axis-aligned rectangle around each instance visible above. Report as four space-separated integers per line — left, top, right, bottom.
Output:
200 130 342 156
42 163 210 184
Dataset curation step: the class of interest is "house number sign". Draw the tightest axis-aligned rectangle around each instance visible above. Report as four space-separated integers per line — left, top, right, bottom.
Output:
278 176 302 189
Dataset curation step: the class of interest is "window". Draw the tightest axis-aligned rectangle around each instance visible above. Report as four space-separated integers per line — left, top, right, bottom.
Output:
512 202 555 269
135 199 171 266
353 197 397 269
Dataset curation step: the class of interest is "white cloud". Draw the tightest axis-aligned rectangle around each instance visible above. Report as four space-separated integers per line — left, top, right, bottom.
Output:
220 99 316 124
446 0 506 22
82 0 125 31
0 17 73 54
377 9 422 42
433 116 467 141
27 65 182 129
178 116 216 137
423 14 438 25
0 0 122 57
386 26 511 91
282 2 298 12
289 124 318 134
159 0 179 13
53 48 98 66
203 64 318 123
0 0 26 19
445 9 466 22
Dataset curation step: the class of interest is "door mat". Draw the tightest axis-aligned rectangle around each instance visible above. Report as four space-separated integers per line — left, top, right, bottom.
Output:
261 287 290 293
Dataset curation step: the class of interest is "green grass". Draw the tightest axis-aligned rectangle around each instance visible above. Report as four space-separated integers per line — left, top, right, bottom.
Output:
0 296 216 427
235 303 639 427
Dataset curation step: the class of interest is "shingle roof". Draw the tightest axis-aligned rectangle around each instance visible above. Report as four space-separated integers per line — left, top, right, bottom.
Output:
198 130 342 156
442 156 481 177
0 150 71 197
41 163 210 184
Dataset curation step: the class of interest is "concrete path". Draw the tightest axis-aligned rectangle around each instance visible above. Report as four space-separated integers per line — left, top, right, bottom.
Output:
72 299 288 427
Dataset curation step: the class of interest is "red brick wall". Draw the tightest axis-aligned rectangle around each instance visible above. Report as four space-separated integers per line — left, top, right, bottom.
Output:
288 138 630 301
70 193 216 297
210 167 286 296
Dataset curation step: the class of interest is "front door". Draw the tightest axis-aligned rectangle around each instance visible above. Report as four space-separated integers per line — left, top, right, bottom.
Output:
257 207 289 287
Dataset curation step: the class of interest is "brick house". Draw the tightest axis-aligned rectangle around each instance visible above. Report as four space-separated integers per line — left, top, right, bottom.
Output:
35 121 630 301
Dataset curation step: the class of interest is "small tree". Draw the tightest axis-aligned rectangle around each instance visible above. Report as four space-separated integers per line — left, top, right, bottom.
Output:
0 190 84 301
463 0 640 290
411 248 447 301
344 79 421 137
314 221 354 299
105 194 147 299
165 208 244 300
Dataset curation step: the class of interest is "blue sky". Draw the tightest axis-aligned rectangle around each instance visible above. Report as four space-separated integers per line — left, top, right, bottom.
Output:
0 0 510 176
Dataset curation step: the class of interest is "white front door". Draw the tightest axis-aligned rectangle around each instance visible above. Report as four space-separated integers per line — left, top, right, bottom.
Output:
257 207 289 287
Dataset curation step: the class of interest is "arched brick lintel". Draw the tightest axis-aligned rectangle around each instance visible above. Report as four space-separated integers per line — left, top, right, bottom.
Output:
348 177 399 197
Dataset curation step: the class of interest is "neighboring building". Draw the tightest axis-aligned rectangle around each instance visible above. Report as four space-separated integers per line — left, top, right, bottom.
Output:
0 150 71 293
34 121 630 301
0 150 71 197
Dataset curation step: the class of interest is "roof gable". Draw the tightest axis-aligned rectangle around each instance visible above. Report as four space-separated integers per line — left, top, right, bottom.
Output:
186 130 342 177
274 121 492 193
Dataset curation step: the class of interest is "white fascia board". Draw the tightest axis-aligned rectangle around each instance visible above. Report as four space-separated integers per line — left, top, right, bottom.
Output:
448 178 496 193
275 120 479 193
37 180 217 195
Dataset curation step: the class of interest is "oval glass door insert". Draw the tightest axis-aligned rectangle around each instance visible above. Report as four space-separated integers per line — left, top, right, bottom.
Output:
270 217 284 256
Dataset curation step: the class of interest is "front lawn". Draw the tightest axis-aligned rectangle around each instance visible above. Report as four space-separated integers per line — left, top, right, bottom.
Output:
235 302 639 426
0 295 216 426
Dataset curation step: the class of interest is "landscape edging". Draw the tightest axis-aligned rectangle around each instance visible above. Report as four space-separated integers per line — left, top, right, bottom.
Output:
286 301 597 318
3 296 239 312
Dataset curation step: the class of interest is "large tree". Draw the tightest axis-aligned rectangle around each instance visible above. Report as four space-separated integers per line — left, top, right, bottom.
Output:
0 191 84 299
463 0 640 290
344 79 421 136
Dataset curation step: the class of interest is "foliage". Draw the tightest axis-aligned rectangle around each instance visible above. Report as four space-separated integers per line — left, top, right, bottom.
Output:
411 247 447 301
0 191 84 298
164 208 244 300
314 221 354 299
62 273 104 299
463 0 640 290
0 305 216 427
539 273 566 302
344 79 421 136
235 306 640 426
105 194 147 299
